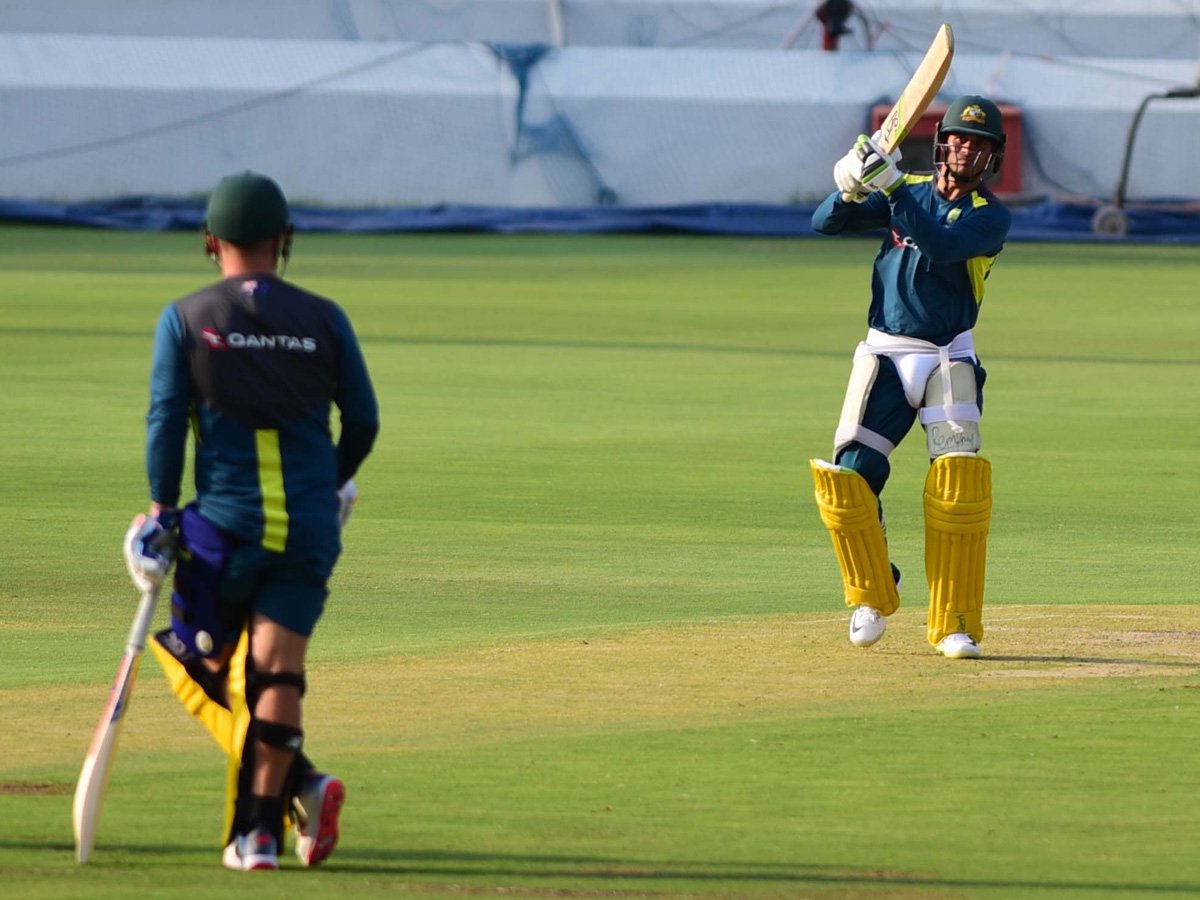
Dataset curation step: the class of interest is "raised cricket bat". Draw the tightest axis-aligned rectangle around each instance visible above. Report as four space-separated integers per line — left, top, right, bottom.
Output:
842 23 955 201
73 585 161 864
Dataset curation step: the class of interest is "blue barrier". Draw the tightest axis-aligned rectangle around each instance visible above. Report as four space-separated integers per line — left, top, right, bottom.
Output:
2 196 1198 243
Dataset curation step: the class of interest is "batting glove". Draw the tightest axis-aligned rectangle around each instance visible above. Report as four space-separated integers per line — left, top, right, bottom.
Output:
123 507 179 593
336 479 358 529
833 144 869 203
856 134 905 196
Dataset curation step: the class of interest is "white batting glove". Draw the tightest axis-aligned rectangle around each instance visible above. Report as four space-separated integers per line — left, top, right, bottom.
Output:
123 509 178 593
833 143 869 203
336 479 358 529
856 134 905 196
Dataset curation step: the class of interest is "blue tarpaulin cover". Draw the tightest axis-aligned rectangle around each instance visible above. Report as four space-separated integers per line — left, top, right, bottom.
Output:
2 197 1198 243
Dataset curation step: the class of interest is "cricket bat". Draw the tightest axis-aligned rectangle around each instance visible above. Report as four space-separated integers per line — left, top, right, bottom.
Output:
842 23 955 201
72 585 161 864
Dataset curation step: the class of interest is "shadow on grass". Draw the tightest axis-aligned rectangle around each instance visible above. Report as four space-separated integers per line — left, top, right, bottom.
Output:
980 655 1200 668
5 841 1197 895
5 326 1200 369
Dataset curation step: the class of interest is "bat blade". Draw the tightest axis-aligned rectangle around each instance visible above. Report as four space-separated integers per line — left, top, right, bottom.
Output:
841 23 955 201
73 586 160 864
877 23 955 153
73 652 143 863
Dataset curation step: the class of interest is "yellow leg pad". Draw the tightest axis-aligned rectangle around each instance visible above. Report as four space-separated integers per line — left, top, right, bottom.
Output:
924 454 992 646
149 636 235 755
152 630 295 839
224 629 253 843
810 460 899 616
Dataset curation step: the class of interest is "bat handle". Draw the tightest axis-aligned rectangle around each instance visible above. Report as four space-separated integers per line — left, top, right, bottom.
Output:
124 587 160 654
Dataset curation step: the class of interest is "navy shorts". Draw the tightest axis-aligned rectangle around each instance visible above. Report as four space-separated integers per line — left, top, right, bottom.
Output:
836 354 986 496
221 542 335 638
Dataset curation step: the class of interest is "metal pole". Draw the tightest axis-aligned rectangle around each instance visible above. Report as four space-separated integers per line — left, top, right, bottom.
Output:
1115 87 1200 208
547 0 566 48
1092 84 1200 234
1113 93 1162 209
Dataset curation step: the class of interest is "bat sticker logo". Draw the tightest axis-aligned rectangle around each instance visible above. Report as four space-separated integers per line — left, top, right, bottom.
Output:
881 99 904 143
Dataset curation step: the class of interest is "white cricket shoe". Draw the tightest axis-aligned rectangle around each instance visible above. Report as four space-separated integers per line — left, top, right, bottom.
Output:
292 772 345 867
936 633 981 659
222 826 279 871
849 605 887 647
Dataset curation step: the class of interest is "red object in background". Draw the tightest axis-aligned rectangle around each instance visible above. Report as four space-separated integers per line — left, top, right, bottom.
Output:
870 103 1024 196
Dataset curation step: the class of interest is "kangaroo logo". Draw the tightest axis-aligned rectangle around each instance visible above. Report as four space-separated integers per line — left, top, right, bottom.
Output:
961 105 986 125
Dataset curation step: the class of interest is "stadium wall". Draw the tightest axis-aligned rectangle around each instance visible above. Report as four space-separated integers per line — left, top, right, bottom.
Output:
1 32 1198 209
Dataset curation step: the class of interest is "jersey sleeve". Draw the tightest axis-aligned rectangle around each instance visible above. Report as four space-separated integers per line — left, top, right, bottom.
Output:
145 305 191 508
888 185 1012 262
331 304 380 486
812 189 891 235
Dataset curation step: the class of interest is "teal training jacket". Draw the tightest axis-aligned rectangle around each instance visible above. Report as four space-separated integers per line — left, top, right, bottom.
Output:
812 175 1011 346
145 276 379 555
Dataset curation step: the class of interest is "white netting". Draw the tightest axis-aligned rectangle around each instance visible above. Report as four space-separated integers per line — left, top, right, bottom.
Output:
1 1 1197 57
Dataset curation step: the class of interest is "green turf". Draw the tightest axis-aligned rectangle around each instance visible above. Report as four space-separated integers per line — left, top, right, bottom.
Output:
1 226 1198 899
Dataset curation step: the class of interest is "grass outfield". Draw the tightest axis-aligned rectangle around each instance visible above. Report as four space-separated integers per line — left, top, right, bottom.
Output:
0 226 1198 900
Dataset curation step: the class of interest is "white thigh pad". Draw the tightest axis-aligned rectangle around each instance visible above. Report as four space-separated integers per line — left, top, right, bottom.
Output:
833 353 896 458
920 361 981 457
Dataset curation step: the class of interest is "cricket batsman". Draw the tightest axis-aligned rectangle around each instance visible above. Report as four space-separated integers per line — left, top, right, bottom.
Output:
809 96 1011 659
122 171 380 868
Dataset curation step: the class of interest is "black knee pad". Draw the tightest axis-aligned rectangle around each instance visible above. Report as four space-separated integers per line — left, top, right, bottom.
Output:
246 669 307 707
254 719 305 753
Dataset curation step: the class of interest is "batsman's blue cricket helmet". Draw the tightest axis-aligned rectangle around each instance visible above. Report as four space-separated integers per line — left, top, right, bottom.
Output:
938 95 1006 148
204 171 291 245
936 95 1006 174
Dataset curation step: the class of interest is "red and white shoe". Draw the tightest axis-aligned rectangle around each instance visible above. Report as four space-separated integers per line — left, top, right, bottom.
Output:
292 773 345 866
222 826 279 871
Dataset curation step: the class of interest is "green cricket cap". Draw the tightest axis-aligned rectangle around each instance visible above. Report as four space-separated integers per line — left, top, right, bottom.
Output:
939 96 1006 145
204 171 291 245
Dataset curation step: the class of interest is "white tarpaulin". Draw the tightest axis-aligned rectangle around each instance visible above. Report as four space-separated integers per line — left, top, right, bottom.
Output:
0 33 1196 206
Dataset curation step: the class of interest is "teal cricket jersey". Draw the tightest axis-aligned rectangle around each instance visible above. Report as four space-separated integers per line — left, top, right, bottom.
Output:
811 175 1011 345
145 276 379 556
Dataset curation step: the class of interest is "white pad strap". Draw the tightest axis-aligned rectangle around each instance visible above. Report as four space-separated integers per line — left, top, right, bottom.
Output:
834 425 896 458
919 404 981 425
937 345 963 435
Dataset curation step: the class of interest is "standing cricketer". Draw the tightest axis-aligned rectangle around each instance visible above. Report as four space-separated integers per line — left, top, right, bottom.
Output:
122 171 379 868
809 96 1010 659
